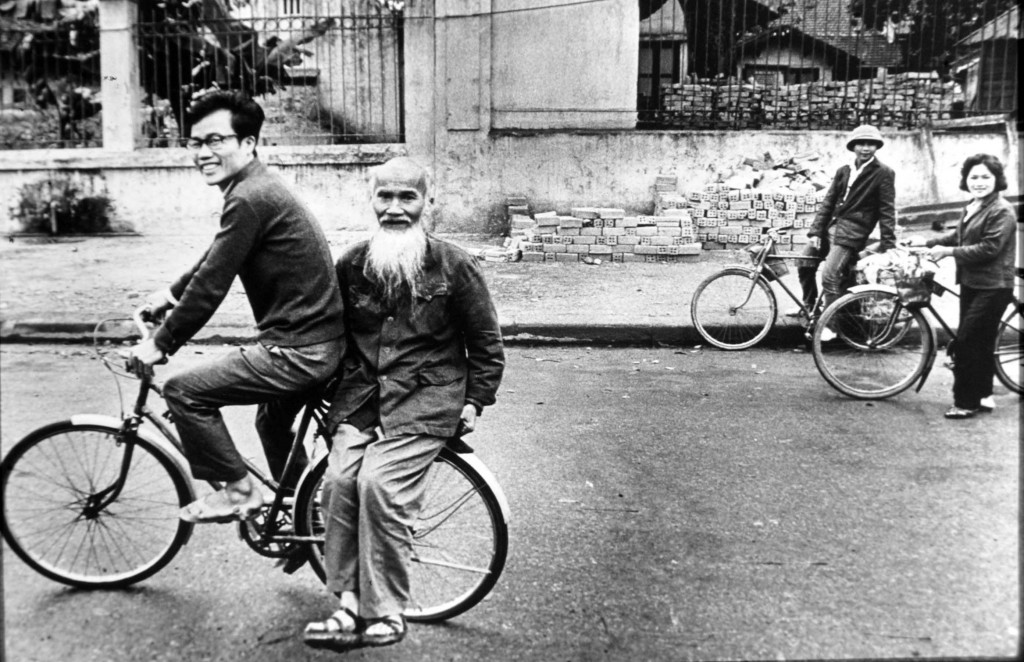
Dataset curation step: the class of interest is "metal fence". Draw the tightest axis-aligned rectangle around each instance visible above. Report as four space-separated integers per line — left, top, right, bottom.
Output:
136 1 405 148
0 0 403 150
0 18 103 149
638 0 1020 130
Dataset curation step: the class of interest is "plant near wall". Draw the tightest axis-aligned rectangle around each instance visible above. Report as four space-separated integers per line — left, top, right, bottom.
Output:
11 175 122 235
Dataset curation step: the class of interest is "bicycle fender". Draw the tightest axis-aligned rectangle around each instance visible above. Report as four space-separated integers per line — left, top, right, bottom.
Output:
723 265 762 277
848 283 898 296
442 449 512 526
69 414 196 501
916 348 937 393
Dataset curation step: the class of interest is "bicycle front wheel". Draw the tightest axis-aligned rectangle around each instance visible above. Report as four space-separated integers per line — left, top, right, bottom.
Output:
1 422 194 588
813 290 933 399
994 301 1022 394
691 268 777 350
295 447 509 623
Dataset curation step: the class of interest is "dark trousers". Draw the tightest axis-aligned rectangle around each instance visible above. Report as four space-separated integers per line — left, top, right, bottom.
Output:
952 286 1013 409
797 228 859 311
163 339 342 484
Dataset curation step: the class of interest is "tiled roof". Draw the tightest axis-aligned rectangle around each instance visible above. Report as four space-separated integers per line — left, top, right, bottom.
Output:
751 0 902 67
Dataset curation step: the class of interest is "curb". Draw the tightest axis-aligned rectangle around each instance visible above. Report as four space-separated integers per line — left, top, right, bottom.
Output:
0 318 817 348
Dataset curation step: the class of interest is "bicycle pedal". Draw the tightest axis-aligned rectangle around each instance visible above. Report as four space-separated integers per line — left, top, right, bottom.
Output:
276 552 307 575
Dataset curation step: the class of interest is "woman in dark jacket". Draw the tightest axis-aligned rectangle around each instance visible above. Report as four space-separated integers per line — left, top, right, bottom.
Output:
921 154 1017 419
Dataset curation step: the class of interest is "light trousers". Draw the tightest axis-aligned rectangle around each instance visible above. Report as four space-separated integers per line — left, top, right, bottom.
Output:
322 423 446 618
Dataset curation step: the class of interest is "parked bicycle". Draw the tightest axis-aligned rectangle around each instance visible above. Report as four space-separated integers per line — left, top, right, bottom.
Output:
690 225 824 349
810 249 1022 400
0 309 510 623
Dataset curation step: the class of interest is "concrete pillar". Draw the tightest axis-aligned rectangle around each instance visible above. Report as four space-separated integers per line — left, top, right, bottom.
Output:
401 0 437 165
99 0 140 151
490 0 638 129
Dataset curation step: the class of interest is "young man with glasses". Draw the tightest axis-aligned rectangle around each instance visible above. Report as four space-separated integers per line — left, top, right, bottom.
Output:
130 91 345 524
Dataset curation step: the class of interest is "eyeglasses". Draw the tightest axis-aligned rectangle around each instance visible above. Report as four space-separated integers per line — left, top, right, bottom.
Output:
184 134 238 151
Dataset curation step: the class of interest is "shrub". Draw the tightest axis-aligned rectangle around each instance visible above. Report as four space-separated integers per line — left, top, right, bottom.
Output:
12 175 123 234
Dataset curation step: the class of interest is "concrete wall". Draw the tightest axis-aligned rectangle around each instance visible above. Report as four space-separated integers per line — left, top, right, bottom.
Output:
432 128 1022 232
4 128 1015 236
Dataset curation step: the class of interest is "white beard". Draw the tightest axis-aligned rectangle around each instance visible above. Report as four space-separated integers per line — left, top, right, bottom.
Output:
364 223 428 306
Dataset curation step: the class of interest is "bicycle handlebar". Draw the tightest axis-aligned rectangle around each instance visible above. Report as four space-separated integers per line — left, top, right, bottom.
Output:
897 245 945 263
131 307 152 341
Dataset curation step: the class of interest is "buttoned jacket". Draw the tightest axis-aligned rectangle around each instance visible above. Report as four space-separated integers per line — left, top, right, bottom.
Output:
326 236 505 437
808 158 897 252
927 193 1017 290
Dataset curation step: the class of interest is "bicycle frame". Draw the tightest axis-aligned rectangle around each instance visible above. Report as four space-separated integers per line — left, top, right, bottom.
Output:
114 358 332 550
741 230 823 322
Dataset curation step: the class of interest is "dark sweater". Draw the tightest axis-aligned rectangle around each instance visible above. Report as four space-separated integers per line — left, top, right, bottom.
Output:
154 159 345 354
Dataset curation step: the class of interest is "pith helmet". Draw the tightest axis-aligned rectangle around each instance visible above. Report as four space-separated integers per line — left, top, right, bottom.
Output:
846 124 884 151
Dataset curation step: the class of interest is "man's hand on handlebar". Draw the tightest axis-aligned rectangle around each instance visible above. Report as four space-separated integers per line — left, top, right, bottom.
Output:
129 338 166 377
142 289 175 322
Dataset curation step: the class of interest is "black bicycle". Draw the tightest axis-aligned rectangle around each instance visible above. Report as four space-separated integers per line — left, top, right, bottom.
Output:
812 252 1022 400
0 309 510 622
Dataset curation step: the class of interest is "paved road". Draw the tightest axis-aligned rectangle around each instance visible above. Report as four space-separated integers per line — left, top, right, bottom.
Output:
1 344 1018 661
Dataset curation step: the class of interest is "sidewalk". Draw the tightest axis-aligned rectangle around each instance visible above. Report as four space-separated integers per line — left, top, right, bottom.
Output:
0 229 954 347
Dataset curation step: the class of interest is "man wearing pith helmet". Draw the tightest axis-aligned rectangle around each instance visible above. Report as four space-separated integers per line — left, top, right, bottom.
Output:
793 123 897 340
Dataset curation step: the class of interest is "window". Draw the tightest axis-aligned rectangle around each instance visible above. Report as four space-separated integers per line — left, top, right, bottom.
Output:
743 65 820 87
638 41 682 111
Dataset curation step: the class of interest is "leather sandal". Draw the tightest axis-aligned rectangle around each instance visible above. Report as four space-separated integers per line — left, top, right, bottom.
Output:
360 615 406 647
303 607 364 651
179 488 263 524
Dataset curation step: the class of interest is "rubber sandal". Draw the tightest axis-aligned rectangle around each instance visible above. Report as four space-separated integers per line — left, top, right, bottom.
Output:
303 608 363 651
943 406 978 419
360 615 406 647
179 489 264 524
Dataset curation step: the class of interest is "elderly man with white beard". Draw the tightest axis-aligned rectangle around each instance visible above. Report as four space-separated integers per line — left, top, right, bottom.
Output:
303 157 505 651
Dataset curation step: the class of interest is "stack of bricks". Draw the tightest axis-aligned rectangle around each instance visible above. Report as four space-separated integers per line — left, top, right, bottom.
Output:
691 183 825 251
660 71 965 130
517 179 702 264
687 150 833 251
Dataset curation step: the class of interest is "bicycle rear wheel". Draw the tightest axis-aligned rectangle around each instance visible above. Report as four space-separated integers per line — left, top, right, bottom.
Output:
812 290 933 399
691 268 777 350
295 447 509 622
1 422 194 588
994 301 1022 395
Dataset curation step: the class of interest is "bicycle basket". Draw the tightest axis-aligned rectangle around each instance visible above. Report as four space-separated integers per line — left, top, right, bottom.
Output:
895 270 934 308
